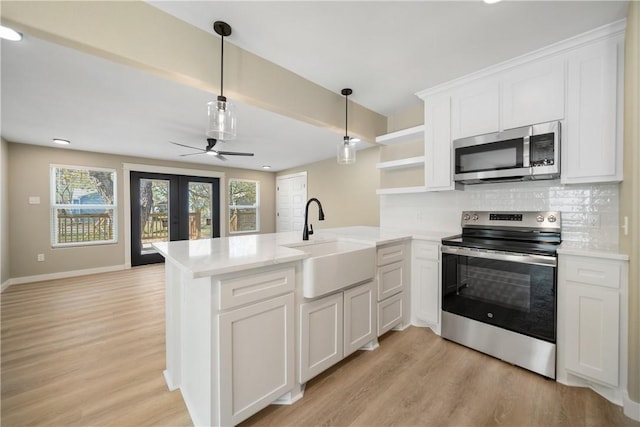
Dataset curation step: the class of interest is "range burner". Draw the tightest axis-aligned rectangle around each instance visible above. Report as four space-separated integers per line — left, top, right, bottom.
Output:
442 211 562 256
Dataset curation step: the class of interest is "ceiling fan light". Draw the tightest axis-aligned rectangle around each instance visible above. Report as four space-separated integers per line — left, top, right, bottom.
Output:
206 150 217 156
0 25 22 41
207 97 237 140
337 136 356 165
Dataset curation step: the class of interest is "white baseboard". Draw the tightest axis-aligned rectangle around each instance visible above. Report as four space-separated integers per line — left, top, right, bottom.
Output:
4 264 128 289
1 279 10 293
624 392 640 421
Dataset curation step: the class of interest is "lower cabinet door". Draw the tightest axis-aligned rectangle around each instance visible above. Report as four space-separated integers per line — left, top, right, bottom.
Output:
299 293 343 383
565 282 619 386
377 292 403 337
412 257 439 326
343 281 375 357
219 293 294 426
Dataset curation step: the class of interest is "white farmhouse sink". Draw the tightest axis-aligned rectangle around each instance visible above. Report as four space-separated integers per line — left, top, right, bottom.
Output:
287 240 376 298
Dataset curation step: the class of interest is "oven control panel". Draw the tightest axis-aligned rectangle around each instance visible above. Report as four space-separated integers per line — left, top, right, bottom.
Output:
461 211 561 229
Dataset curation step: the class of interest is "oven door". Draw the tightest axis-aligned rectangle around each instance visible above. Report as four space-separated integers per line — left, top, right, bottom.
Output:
441 245 556 343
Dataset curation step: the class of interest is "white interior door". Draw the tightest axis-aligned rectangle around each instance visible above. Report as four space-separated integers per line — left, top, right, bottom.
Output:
276 172 307 232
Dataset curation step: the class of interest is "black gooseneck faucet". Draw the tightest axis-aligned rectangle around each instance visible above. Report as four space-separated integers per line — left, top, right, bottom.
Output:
303 198 325 240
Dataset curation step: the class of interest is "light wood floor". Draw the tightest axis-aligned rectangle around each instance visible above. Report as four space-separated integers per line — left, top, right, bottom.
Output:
2 265 638 427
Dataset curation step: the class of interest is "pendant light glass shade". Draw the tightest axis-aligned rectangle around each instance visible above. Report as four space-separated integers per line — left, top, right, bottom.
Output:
337 88 356 165
207 96 237 140
207 21 237 140
338 136 356 164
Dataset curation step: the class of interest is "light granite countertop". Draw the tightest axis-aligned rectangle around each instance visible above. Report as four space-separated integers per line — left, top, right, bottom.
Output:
153 226 418 278
557 241 629 261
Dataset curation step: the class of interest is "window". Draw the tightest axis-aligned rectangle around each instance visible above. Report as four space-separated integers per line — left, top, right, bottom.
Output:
51 165 117 247
228 179 259 233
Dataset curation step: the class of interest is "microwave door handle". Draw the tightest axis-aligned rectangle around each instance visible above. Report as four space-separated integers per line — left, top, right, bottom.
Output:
441 245 557 267
523 134 530 167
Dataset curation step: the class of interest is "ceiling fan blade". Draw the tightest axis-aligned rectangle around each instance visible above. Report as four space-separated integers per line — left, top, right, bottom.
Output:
169 141 204 151
214 152 228 161
216 151 255 157
179 152 205 157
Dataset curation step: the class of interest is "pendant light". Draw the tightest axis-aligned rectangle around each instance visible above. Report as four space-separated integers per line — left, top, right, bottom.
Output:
337 88 359 165
207 21 237 141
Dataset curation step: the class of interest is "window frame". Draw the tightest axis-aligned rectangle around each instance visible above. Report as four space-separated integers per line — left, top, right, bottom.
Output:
50 164 118 248
228 179 260 234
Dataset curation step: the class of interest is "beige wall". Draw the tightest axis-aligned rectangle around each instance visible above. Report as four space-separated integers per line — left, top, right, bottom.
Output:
7 142 275 279
620 1 640 404
278 147 380 229
1 138 9 286
386 104 424 133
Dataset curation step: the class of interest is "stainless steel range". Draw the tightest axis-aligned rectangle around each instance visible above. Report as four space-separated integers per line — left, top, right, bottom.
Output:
441 211 561 378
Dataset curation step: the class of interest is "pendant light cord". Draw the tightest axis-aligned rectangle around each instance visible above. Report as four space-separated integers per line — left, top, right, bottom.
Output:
344 93 348 138
220 33 224 98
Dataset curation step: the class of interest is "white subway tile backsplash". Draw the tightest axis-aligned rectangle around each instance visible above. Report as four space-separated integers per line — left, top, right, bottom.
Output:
380 180 620 247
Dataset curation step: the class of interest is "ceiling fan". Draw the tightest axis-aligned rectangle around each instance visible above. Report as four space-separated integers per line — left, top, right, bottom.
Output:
170 138 254 161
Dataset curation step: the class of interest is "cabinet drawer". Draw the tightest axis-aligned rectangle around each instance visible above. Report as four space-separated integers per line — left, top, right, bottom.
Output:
377 243 406 266
378 261 404 301
413 241 439 260
564 259 620 289
377 293 403 336
219 267 295 310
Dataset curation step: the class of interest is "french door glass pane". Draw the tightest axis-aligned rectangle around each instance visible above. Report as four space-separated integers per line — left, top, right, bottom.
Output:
188 182 213 240
140 179 170 254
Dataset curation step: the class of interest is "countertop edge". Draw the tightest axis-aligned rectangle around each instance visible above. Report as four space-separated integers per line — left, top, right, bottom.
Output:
557 245 629 261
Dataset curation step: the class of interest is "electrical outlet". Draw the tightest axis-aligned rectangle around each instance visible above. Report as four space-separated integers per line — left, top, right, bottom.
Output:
586 214 600 229
37 253 45 262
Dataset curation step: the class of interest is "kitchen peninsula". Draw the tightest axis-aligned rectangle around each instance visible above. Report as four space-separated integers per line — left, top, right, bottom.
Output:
153 227 420 427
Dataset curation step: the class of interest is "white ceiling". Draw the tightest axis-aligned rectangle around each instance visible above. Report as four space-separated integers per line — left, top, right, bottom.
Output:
1 1 629 172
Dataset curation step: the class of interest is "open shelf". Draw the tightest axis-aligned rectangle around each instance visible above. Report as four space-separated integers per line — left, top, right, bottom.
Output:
376 186 427 195
376 156 425 170
375 125 424 145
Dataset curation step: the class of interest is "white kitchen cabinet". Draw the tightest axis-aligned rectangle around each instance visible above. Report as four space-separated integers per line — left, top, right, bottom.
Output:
343 281 376 357
562 36 623 184
219 293 295 425
165 262 297 427
377 292 403 336
377 262 404 301
501 56 565 130
558 253 627 391
299 292 343 383
565 282 619 386
424 94 456 191
411 240 440 330
375 242 408 336
451 79 500 140
299 281 376 382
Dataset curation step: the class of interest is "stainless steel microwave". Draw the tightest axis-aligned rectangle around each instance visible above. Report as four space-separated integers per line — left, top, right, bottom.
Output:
453 121 560 185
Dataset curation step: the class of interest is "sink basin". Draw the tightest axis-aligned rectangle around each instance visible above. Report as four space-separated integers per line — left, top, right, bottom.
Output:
287 240 376 298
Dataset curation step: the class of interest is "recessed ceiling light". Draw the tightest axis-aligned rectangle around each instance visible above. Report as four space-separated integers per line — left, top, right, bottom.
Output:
262 165 272 170
0 25 23 41
53 138 70 145
483 0 502 4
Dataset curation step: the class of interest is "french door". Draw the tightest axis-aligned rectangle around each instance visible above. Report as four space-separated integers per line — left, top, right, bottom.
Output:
130 172 220 266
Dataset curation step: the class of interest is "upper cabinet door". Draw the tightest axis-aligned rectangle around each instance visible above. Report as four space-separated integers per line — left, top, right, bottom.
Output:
451 79 500 140
424 94 456 191
562 37 622 184
501 57 566 130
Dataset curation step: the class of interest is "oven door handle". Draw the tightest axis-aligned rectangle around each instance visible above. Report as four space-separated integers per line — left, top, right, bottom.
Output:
441 245 557 267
